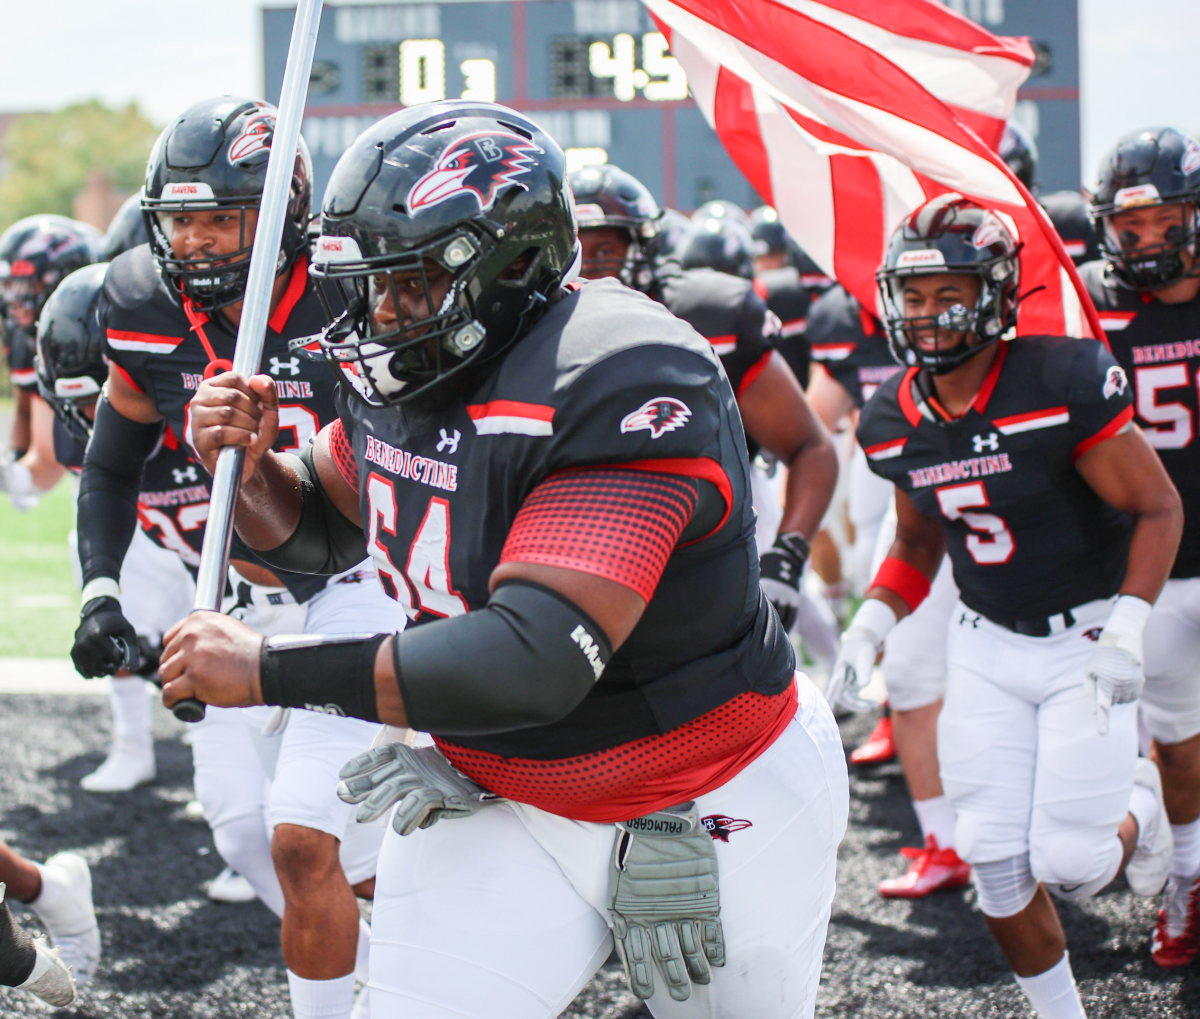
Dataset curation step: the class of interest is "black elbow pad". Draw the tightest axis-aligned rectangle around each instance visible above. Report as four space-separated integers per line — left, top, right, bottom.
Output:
394 580 612 736
252 445 368 576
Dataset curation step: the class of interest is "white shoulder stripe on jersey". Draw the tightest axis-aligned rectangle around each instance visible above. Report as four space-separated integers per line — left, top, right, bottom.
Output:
995 408 1070 435
471 416 554 436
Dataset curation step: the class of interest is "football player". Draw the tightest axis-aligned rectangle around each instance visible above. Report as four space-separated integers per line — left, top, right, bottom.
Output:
70 97 402 1019
748 205 812 385
0 843 98 994
1084 126 1200 967
31 264 196 793
159 100 849 1019
999 119 1100 267
0 216 100 476
569 165 839 666
845 193 1180 1018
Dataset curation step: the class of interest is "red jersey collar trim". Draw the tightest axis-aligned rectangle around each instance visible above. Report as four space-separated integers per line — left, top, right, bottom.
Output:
269 257 309 335
968 341 1007 417
898 367 923 427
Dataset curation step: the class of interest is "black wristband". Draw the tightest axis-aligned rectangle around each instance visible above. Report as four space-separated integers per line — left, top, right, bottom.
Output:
259 633 388 722
773 531 811 569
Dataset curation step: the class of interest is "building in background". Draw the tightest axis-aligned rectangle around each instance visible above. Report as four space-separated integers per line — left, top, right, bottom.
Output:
265 0 1080 214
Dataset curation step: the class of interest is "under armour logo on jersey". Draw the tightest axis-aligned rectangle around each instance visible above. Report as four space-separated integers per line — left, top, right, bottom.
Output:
436 428 461 454
972 432 999 453
702 815 753 842
620 397 691 440
1103 365 1128 400
959 612 980 628
172 466 199 485
269 356 300 376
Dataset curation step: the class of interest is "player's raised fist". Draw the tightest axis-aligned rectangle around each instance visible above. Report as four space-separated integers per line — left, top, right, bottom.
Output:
188 373 280 483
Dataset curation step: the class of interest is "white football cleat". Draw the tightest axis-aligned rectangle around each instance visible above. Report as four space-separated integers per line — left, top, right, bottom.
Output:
30 853 101 988
207 868 257 904
80 742 156 793
1127 758 1175 897
16 935 78 1007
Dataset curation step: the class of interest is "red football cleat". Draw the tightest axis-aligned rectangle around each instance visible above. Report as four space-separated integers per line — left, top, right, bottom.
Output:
1152 873 1200 968
850 711 895 766
879 836 971 899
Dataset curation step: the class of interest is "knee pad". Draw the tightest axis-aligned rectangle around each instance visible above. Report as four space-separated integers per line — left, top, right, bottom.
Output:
1033 831 1122 904
972 855 1037 918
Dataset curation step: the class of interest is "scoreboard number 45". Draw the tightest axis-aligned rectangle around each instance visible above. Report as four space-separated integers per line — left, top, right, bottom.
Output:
588 33 688 102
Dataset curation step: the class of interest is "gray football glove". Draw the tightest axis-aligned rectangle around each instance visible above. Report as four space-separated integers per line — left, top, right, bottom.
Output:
608 802 724 1002
824 629 879 713
336 743 500 836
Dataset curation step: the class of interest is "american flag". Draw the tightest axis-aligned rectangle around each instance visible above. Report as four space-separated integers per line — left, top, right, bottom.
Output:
645 0 1103 340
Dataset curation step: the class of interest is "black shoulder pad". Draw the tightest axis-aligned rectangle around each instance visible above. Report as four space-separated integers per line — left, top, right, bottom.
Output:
103 245 167 311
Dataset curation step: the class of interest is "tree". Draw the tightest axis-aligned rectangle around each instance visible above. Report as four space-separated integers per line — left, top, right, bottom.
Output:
0 101 158 232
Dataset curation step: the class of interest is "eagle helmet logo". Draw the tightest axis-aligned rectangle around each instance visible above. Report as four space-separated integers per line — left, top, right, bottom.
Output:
620 397 692 439
228 110 276 165
407 131 543 215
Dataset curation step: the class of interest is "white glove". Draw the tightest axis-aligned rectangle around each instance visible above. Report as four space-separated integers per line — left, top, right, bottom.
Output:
1086 595 1152 735
2 460 43 512
825 598 897 713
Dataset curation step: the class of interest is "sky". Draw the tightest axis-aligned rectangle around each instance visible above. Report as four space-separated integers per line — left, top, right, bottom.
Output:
0 0 1195 188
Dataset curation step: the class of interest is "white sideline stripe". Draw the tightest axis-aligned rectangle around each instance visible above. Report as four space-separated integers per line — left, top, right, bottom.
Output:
0 659 126 695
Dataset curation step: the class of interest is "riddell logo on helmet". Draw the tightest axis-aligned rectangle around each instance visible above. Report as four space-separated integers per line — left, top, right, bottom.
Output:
407 132 543 215
1114 183 1161 209
228 112 276 164
896 249 945 268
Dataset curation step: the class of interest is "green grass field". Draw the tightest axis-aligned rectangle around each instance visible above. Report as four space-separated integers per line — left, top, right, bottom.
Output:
0 480 80 657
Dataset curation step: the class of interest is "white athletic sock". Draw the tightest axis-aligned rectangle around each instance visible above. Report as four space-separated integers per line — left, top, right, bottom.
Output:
354 918 370 985
913 795 957 851
1128 782 1159 852
287 970 356 1019
109 677 152 749
1171 818 1200 878
1013 952 1086 1019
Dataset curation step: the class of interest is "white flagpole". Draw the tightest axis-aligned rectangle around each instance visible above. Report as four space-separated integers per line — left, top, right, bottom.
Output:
176 0 324 722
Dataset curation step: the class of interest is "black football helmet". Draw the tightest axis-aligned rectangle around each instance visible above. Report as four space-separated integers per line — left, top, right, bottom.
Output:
876 193 1020 374
142 96 313 313
310 101 579 408
568 163 662 290
1000 119 1038 190
656 208 692 262
34 263 109 445
677 216 756 279
0 215 102 320
1090 127 1200 291
749 206 791 260
691 200 749 229
102 192 150 261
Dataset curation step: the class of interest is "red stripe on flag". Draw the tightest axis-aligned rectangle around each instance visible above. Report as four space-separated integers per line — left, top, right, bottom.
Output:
830 153 885 305
812 0 1034 62
714 69 772 206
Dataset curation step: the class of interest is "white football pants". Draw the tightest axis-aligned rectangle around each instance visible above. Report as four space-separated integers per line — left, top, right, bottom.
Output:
367 675 848 1019
939 598 1137 890
190 563 402 886
1140 577 1200 745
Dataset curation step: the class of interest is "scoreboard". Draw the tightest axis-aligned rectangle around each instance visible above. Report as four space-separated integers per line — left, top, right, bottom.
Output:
263 0 1081 215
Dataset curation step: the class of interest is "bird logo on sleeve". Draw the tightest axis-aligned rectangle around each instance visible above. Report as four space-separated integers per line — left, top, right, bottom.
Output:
620 397 691 439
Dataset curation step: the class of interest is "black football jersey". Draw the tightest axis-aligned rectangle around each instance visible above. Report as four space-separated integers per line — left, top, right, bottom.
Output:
1081 259 1200 577
792 247 836 300
806 285 901 408
651 265 776 397
756 266 811 384
100 244 340 600
55 418 210 573
857 337 1135 623
338 277 794 765
1040 190 1101 267
3 319 37 392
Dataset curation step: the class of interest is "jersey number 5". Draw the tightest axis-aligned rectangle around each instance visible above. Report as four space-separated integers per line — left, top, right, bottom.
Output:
1135 364 1194 449
366 473 468 621
935 481 1015 565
